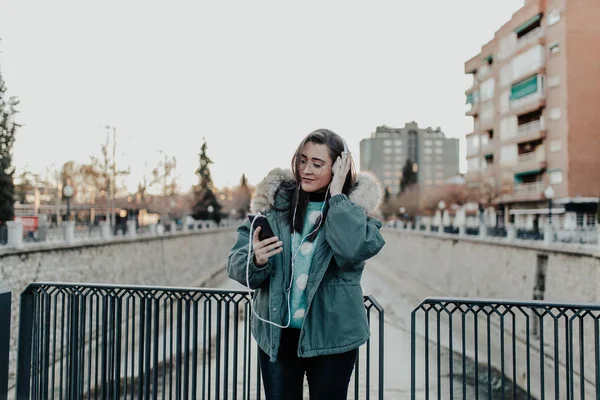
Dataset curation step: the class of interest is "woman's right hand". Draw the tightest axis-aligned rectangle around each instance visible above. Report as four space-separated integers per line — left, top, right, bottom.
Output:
253 227 283 266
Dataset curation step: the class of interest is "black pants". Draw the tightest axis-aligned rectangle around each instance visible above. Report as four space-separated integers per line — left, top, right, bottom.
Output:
258 329 358 400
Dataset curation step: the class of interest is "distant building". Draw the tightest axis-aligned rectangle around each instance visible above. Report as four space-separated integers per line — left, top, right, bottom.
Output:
359 122 459 194
464 0 600 230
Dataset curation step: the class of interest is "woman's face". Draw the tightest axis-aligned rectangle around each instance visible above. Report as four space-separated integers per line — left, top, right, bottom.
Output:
298 141 333 193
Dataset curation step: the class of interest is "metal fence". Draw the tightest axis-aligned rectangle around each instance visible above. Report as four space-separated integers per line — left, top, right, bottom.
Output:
411 297 600 399
390 222 599 246
16 283 384 399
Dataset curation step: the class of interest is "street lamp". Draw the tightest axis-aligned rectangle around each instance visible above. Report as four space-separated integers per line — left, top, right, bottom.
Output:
544 185 555 226
63 184 74 222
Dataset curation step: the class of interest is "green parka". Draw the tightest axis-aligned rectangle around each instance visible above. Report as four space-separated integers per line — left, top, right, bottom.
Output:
227 168 385 361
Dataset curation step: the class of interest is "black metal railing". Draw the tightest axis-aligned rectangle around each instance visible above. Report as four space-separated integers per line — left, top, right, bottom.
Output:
411 297 600 399
0 282 11 400
16 283 384 399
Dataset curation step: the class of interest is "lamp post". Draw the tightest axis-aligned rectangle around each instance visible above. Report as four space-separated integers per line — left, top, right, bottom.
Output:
543 186 555 226
63 184 74 222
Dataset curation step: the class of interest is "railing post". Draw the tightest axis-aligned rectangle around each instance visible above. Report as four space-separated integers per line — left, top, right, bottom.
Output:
506 223 516 241
100 221 111 239
479 223 487 238
63 220 75 244
544 224 553 246
16 287 35 400
0 282 11 400
6 221 23 249
126 220 137 238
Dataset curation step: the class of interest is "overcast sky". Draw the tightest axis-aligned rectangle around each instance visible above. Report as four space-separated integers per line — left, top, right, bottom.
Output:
0 0 524 192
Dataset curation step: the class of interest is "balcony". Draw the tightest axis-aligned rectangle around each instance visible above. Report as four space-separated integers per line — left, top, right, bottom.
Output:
465 101 479 117
477 65 491 80
466 145 480 157
510 90 545 115
515 150 546 173
480 140 495 155
517 27 545 51
512 180 545 200
516 119 546 143
499 180 545 202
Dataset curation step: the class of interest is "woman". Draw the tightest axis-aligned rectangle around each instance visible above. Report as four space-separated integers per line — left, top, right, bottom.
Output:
227 128 385 399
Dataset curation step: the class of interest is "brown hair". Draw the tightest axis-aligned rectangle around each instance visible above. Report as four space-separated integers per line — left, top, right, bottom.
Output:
277 128 356 235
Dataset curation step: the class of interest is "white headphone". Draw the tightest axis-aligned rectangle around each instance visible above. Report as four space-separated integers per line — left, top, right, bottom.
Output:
331 136 349 175
244 132 349 328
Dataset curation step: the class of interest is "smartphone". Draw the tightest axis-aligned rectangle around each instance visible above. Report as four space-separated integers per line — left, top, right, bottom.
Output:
247 214 276 241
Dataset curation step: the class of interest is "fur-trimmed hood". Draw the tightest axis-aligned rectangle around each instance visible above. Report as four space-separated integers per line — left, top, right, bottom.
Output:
250 168 384 215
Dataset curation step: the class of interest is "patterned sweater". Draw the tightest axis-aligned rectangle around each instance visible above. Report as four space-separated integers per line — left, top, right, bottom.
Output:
288 201 324 329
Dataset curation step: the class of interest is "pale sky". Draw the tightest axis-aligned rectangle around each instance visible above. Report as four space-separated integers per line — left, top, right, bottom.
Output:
0 0 524 192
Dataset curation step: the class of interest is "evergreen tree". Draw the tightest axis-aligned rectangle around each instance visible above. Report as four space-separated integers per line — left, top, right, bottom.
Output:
192 140 222 223
0 63 19 224
400 159 418 193
233 173 252 218
196 140 213 190
381 186 392 220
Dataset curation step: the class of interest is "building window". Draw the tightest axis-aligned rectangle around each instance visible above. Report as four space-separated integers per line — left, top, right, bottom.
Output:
394 156 403 162
480 78 495 102
550 140 561 152
548 42 560 55
383 179 392 185
424 148 433 154
424 140 433 146
384 156 392 162
384 171 392 177
383 148 392 154
436 156 443 163
424 156 432 162
424 179 433 185
435 148 443 155
549 170 563 184
435 180 444 185
549 108 561 120
435 140 443 147
436 171 444 178
547 10 560 26
394 140 403 146
384 164 392 170
383 139 392 146
510 75 540 100
394 148 402 154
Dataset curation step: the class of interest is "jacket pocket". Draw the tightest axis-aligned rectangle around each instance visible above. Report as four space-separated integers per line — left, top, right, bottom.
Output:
306 284 369 351
321 263 364 286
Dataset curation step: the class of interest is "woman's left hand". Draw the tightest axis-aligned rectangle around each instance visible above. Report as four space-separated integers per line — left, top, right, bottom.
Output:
330 152 352 196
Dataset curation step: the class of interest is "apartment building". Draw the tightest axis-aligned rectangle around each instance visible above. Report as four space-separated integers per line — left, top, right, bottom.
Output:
360 122 459 195
464 0 600 230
